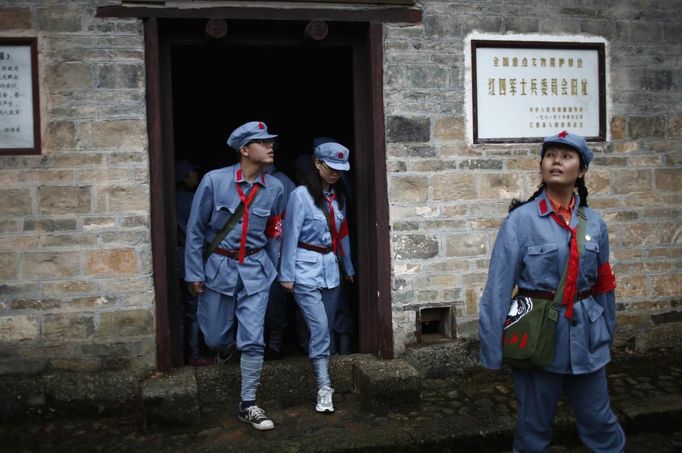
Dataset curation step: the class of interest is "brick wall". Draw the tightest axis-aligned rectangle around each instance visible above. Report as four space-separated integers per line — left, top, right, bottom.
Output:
385 1 681 354
0 2 155 373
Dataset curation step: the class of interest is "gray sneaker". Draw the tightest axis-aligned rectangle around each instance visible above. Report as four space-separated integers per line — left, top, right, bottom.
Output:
316 386 334 413
238 404 275 431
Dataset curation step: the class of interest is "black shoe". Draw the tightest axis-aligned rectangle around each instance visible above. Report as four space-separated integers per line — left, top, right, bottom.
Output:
264 347 283 361
238 404 274 431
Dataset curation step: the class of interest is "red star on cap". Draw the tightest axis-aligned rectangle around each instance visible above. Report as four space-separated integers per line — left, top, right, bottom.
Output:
337 152 344 159
258 122 265 130
558 130 569 138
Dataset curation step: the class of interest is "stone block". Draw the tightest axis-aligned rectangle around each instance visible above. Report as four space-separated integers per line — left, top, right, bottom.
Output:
404 340 476 378
24 251 81 279
386 116 431 143
629 116 666 139
36 7 83 32
0 189 32 216
84 248 140 276
354 357 421 410
0 253 18 281
640 70 673 91
405 64 448 89
432 173 477 200
91 120 147 149
38 186 92 215
143 367 199 426
44 371 141 416
445 232 488 257
44 121 78 151
43 313 95 341
102 185 150 212
671 116 682 139
98 309 153 338
479 174 523 200
459 159 503 170
611 116 626 139
393 234 439 260
434 117 465 141
612 170 653 194
390 175 428 202
654 168 680 191
97 63 145 89
46 62 93 92
9 298 60 310
407 159 456 172
0 7 31 30
0 315 39 342
23 218 78 232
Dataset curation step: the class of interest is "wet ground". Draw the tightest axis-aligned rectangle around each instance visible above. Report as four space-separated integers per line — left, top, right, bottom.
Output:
2 351 682 452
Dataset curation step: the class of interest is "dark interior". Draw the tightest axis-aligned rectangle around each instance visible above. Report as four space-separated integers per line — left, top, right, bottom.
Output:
168 22 359 359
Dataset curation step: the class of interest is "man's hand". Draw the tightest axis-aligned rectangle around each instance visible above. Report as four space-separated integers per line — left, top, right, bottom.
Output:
280 281 294 292
188 281 205 296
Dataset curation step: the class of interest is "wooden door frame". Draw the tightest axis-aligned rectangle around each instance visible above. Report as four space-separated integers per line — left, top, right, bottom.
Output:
99 6 422 370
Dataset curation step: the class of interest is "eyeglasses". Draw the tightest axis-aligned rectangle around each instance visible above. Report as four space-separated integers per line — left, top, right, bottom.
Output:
248 139 275 148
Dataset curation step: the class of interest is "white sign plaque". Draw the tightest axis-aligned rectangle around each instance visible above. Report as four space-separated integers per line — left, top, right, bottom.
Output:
0 38 40 155
472 41 605 143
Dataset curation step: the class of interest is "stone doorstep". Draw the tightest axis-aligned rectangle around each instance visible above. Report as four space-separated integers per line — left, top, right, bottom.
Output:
142 353 423 426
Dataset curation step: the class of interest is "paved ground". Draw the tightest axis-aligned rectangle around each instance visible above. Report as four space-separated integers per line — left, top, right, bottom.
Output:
2 351 682 452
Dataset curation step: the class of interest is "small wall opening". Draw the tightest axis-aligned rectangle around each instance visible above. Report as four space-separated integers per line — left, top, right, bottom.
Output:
416 306 456 344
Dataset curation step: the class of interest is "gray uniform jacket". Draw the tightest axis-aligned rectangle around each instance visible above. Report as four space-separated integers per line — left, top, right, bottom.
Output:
479 190 616 374
184 164 285 296
279 186 355 288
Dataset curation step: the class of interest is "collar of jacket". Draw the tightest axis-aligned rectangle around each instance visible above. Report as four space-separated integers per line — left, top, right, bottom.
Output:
234 164 267 186
535 189 582 226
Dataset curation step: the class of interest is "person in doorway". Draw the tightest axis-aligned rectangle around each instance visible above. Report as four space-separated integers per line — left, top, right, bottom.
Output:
478 131 626 452
263 161 296 360
279 141 355 413
175 159 213 367
184 121 286 431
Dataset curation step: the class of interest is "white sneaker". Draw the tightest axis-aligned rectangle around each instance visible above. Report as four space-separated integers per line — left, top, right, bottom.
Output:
316 386 334 413
238 404 275 431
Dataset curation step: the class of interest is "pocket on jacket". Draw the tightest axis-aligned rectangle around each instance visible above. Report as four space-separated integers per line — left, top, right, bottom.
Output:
524 242 558 281
580 240 600 282
249 207 271 232
209 205 234 231
588 302 611 353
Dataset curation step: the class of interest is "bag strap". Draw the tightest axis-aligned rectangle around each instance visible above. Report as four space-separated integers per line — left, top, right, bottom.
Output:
321 200 346 276
202 186 259 261
552 207 586 306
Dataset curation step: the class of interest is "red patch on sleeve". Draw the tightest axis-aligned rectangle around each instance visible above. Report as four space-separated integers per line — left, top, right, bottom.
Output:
594 262 617 294
265 213 283 238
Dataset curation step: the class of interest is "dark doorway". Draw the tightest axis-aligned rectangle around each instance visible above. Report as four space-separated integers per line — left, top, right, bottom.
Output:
141 16 394 370
166 20 361 362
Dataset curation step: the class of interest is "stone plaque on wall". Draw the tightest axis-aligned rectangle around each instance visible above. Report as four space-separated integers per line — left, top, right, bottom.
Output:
472 40 605 143
0 38 41 155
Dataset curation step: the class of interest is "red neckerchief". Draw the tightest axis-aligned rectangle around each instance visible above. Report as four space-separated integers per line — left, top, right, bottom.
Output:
549 211 578 319
235 170 262 264
324 192 338 253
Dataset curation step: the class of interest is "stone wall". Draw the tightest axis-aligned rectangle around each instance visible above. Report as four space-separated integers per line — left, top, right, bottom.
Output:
0 2 155 373
0 0 679 373
385 0 682 354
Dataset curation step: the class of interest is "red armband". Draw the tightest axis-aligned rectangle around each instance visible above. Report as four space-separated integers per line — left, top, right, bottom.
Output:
266 213 283 239
593 262 616 294
338 218 349 240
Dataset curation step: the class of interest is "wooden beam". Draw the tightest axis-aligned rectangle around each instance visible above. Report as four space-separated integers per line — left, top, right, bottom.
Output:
97 5 422 23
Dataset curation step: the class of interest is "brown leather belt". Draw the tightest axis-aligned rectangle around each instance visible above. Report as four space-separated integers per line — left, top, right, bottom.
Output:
517 288 594 300
213 246 262 259
298 241 333 254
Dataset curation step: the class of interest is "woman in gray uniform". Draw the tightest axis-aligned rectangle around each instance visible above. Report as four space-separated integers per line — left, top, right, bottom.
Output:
279 141 355 413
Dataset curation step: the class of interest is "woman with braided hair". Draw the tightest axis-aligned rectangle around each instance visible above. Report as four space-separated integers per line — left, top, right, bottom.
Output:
479 131 625 452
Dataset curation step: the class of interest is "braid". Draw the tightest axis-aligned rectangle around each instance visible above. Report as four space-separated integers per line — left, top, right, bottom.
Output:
575 177 589 207
509 182 546 212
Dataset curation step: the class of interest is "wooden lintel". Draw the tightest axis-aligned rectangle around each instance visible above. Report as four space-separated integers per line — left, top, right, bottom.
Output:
96 5 422 23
